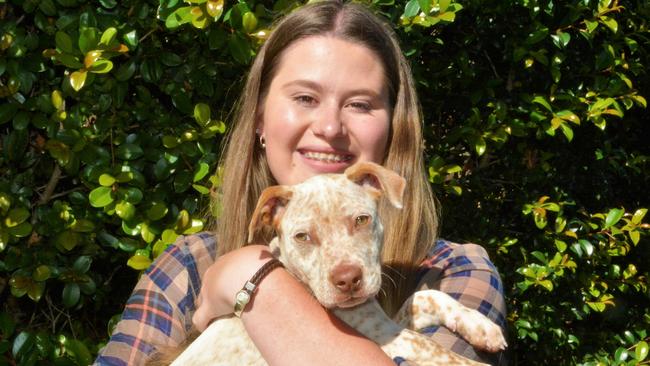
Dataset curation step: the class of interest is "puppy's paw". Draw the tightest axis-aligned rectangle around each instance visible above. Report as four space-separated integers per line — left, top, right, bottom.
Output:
451 308 507 353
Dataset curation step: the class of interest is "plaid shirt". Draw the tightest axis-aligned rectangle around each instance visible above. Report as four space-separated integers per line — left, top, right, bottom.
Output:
94 232 506 365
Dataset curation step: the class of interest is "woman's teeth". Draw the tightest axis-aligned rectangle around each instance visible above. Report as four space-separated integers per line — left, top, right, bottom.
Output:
303 151 352 163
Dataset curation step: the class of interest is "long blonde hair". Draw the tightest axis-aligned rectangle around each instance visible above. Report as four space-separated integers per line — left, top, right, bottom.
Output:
210 0 438 315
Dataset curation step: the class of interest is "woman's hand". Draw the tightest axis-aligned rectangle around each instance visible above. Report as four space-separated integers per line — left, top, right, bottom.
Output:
192 244 275 331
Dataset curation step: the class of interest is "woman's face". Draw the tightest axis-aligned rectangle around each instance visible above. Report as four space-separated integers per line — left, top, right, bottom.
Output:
258 36 391 186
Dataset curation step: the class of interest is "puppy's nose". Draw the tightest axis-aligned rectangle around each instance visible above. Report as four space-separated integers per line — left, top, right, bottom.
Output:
329 264 363 294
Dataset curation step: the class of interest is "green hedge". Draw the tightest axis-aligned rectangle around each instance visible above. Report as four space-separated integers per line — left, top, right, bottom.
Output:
0 0 648 364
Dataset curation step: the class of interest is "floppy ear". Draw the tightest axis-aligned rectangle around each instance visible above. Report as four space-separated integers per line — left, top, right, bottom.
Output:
344 162 406 209
247 186 293 243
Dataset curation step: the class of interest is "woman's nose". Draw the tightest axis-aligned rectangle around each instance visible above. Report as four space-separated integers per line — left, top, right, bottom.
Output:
310 104 347 139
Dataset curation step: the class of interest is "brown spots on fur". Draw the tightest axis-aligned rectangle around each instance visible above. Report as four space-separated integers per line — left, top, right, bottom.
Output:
307 224 321 246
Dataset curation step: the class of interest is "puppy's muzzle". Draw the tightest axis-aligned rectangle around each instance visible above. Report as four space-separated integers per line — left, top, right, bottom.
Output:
329 263 364 295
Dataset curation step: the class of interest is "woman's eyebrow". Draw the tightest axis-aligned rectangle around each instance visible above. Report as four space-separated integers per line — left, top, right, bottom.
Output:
282 79 385 99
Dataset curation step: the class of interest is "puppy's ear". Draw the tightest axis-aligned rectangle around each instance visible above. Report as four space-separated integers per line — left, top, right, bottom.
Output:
345 162 406 209
247 186 293 243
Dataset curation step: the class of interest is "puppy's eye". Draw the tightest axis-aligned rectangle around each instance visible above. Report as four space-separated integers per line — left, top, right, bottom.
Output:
355 215 371 227
294 232 311 242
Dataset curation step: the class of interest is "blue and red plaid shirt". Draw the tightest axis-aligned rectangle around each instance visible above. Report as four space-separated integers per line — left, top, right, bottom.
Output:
94 232 506 365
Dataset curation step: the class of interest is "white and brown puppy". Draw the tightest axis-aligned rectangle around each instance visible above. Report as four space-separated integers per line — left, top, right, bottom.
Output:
166 162 506 366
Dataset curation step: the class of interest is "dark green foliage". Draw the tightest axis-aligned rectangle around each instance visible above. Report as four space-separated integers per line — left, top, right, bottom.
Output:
0 0 648 364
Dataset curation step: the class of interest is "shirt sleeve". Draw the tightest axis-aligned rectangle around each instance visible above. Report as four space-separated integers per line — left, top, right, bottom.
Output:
93 232 217 366
408 240 508 366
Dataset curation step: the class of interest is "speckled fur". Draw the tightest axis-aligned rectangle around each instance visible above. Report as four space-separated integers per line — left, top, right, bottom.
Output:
168 162 506 366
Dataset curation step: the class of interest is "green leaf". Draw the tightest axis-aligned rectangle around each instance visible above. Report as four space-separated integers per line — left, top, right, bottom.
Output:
404 0 420 18
242 11 258 33
183 218 204 234
532 96 553 112
162 229 179 244
206 0 224 19
39 0 57 16
551 31 571 49
600 16 618 33
63 338 92 366
636 341 649 362
584 19 598 33
166 7 193 29
140 222 156 243
32 265 51 282
73 256 92 273
62 283 80 308
538 280 553 291
12 331 35 359
5 208 30 227
193 162 210 182
192 184 210 194
116 143 144 160
578 239 594 257
79 28 99 54
89 59 113 73
55 230 81 251
614 347 629 363
115 201 136 221
55 53 84 69
127 253 152 270
99 27 118 46
146 202 168 221
190 6 209 29
123 30 138 49
604 208 624 228
417 0 431 13
115 59 137 81
560 122 573 142
7 222 32 238
474 136 486 156
0 103 19 125
72 219 95 233
227 33 252 64
70 70 87 91
0 312 16 338
55 31 74 53
89 186 114 208
631 208 647 224
534 212 547 229
194 103 211 126
123 187 143 204
99 173 116 186
51 90 64 110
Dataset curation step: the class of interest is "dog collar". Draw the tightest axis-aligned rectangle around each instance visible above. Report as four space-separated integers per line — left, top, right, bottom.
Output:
234 258 284 317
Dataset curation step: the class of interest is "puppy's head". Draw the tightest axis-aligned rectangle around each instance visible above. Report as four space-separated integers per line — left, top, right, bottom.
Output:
248 162 405 308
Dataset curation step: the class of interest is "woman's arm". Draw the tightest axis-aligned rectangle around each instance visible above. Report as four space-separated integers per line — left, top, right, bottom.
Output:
193 245 396 366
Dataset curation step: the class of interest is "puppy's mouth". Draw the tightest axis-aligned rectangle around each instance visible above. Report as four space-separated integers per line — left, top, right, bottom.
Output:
335 296 370 309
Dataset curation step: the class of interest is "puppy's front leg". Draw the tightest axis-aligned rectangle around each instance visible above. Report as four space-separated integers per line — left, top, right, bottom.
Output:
393 289 507 353
333 300 488 366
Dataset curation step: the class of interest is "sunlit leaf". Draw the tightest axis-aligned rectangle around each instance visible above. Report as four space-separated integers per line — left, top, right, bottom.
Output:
70 70 87 91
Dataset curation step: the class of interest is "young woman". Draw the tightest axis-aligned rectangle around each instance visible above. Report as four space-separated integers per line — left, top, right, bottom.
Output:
94 1 506 365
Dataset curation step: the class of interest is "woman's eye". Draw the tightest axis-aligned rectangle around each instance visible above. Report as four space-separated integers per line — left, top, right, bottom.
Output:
348 102 371 112
294 232 311 242
355 215 371 227
295 95 317 106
